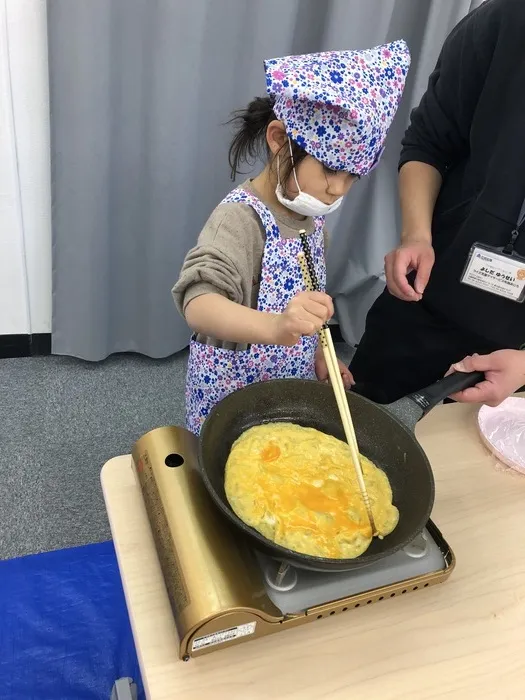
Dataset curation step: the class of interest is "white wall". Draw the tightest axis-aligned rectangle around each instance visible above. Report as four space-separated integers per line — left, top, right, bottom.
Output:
0 0 51 336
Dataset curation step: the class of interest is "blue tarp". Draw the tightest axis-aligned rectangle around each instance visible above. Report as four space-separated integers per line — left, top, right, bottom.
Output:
0 541 144 700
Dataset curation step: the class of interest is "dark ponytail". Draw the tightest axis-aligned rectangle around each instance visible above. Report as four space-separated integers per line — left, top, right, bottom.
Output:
227 95 308 183
227 97 275 180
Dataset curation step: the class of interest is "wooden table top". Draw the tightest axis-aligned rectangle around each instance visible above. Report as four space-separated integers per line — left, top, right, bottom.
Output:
101 400 525 700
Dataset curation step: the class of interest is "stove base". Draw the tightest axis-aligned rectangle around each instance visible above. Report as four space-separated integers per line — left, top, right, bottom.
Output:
258 525 448 614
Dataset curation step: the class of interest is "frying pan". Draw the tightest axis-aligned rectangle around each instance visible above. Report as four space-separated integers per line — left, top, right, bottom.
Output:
199 371 483 572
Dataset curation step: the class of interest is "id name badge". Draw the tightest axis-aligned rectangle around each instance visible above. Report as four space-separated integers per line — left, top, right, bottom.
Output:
461 244 525 303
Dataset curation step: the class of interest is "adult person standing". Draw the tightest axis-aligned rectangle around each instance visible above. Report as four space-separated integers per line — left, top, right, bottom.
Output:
350 0 525 408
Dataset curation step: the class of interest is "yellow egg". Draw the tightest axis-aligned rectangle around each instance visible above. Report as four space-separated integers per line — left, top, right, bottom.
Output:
225 423 399 559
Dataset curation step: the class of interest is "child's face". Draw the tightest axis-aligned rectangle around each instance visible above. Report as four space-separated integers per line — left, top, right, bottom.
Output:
288 156 357 204
266 120 357 205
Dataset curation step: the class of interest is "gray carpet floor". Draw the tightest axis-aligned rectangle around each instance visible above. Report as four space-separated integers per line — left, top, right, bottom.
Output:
0 344 352 560
0 352 188 559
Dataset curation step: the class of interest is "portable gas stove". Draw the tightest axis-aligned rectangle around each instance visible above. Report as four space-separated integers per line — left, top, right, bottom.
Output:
132 426 455 660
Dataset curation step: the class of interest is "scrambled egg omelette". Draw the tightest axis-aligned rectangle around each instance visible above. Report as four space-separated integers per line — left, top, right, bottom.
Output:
225 423 399 559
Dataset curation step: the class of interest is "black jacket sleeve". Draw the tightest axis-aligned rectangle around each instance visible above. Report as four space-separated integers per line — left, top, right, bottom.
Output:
399 2 498 177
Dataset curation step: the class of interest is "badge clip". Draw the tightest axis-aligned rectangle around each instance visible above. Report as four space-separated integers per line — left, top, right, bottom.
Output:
503 229 520 255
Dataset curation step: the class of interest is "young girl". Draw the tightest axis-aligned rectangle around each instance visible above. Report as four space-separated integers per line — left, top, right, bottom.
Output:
173 42 410 435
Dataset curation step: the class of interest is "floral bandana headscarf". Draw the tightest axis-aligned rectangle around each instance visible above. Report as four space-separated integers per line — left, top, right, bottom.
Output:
264 40 410 176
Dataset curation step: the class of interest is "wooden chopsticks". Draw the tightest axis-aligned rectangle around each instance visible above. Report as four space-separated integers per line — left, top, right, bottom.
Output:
297 237 376 536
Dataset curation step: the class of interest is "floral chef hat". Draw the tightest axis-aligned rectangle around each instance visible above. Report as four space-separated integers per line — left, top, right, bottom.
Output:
264 40 410 176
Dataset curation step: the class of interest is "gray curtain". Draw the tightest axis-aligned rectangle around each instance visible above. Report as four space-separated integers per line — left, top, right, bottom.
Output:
48 0 484 360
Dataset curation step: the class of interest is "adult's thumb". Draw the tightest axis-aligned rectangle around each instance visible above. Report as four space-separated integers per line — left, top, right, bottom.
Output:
414 251 435 295
469 353 497 372
453 353 492 374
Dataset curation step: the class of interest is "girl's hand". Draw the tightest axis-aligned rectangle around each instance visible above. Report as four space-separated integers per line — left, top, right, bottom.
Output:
315 351 355 389
272 291 334 346
447 350 525 406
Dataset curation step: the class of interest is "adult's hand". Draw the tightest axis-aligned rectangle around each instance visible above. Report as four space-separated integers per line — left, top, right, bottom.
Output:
448 350 525 406
384 239 435 302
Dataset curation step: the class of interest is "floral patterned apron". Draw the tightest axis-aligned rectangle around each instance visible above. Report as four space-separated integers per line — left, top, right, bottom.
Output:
185 187 326 435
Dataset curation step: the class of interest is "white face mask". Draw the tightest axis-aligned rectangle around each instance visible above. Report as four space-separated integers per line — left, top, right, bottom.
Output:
275 139 344 217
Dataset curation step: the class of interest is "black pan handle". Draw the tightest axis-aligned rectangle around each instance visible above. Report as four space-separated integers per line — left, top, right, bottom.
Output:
407 371 485 416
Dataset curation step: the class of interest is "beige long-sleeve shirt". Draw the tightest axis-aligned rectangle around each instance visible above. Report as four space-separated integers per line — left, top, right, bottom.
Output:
172 179 328 349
